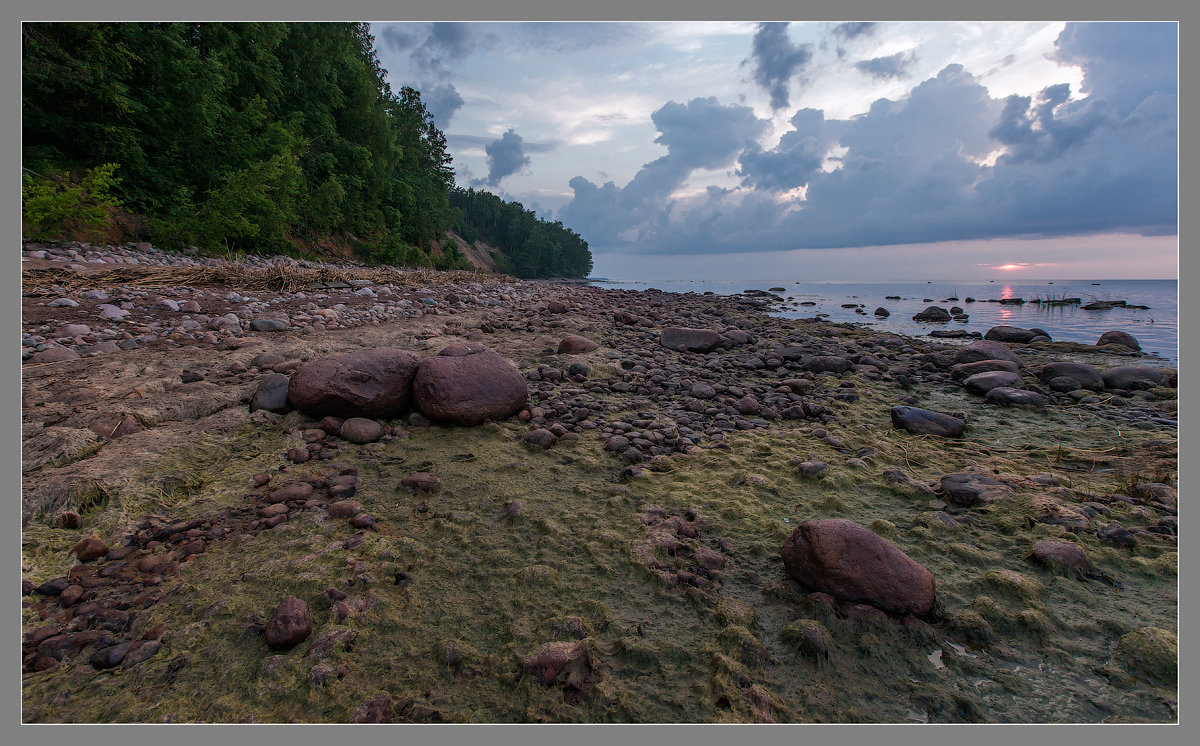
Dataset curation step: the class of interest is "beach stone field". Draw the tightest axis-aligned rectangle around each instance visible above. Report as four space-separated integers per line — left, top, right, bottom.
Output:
21 242 1178 723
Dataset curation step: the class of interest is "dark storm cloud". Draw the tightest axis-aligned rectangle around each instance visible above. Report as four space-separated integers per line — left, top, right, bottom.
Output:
477 129 532 188
559 23 1177 256
854 51 918 81
410 22 476 79
988 83 1106 163
738 108 833 191
746 23 814 110
421 83 465 128
831 22 877 40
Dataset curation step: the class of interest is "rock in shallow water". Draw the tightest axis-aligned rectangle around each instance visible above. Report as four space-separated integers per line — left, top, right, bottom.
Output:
781 518 935 616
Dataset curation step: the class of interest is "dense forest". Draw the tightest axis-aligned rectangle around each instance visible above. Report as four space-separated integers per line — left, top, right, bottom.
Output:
450 187 592 279
21 22 592 278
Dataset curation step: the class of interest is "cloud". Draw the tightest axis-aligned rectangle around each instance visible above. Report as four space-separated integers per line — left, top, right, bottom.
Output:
831 22 877 40
746 22 814 110
558 23 1177 257
421 83 465 128
559 97 767 240
475 129 533 187
854 51 918 81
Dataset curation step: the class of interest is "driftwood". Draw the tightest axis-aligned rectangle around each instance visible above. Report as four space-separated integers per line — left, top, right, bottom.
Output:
22 262 510 296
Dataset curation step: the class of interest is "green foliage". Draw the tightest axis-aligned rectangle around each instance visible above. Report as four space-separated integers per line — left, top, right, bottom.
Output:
22 22 593 276
450 187 593 278
22 163 122 241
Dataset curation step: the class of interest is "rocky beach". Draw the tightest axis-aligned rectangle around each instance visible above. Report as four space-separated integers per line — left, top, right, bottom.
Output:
21 242 1178 723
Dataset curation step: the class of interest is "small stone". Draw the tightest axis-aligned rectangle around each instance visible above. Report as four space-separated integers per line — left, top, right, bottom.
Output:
401 473 440 493
524 428 558 449
329 500 363 518
340 417 384 444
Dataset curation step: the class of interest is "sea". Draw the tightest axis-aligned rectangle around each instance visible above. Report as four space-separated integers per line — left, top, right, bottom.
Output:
588 279 1178 363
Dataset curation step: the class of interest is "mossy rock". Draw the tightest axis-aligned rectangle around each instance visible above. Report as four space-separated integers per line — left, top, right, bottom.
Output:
780 619 832 660
868 519 896 537
714 597 758 629
1116 627 1177 685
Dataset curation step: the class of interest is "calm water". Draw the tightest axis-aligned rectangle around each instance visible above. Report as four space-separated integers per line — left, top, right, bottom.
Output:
590 279 1178 362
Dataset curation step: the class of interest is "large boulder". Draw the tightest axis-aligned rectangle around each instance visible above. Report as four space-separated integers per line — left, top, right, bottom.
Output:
984 325 1039 343
953 340 1021 366
985 387 1049 408
265 596 311 649
1036 361 1104 391
412 344 527 426
557 334 599 354
963 370 1024 395
250 373 292 413
939 473 1012 506
660 327 723 352
1097 330 1140 351
951 359 1020 380
1102 365 1171 390
912 306 951 322
890 406 966 438
288 348 419 419
781 519 935 616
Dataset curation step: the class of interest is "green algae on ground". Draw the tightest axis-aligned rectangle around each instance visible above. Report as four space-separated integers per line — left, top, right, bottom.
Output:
22 378 1177 723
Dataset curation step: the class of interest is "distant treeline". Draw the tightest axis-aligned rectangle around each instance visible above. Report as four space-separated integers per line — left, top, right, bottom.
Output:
21 22 592 277
450 187 593 279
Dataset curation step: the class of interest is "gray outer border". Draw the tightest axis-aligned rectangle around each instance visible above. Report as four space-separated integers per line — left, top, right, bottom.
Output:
4 1 1190 745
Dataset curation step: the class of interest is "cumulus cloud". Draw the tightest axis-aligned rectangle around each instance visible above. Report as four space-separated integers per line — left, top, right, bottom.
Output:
559 23 1177 256
421 83 465 128
476 129 533 187
746 23 813 110
854 51 918 81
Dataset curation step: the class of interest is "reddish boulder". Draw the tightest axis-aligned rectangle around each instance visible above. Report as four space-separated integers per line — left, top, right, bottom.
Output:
288 348 420 419
71 536 110 563
781 519 935 616
659 327 722 352
522 640 592 686
412 345 527 426
264 596 312 649
1029 539 1089 571
401 472 440 493
557 334 599 354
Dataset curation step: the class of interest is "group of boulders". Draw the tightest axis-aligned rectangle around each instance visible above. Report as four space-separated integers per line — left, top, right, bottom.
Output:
253 343 529 427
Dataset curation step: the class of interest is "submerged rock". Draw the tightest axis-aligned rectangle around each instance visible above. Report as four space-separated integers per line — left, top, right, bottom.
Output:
781 518 935 616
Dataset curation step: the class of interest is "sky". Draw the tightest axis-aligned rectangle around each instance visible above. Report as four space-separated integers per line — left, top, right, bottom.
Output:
372 21 1178 281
